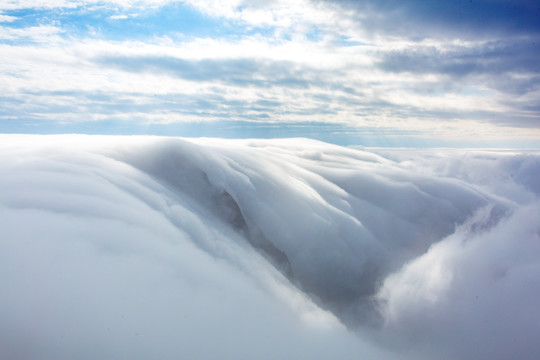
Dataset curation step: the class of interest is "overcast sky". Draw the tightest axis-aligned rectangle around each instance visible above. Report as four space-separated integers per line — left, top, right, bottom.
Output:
1 0 539 147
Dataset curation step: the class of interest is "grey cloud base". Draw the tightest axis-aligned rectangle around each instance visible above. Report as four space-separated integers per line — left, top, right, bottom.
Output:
327 0 540 37
1 135 539 359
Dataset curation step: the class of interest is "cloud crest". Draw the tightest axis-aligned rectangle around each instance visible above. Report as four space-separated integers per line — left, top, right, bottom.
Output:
2 135 539 359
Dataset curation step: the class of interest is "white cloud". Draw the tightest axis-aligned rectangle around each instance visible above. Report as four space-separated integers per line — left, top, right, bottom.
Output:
0 13 17 22
182 0 359 42
0 134 403 360
2 135 539 359
108 14 128 19
377 202 540 359
0 138 392 359
3 33 538 143
0 0 175 11
0 0 539 143
0 24 63 41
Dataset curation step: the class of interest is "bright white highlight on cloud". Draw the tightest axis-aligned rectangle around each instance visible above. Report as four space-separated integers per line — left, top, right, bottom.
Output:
1 135 539 359
0 14 17 22
378 202 540 359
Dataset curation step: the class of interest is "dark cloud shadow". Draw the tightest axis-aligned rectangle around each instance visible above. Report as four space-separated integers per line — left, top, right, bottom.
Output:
323 0 540 39
97 55 317 88
378 40 540 80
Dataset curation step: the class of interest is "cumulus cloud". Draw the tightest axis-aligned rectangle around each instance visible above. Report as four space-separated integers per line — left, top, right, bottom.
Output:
1 135 539 359
377 203 540 359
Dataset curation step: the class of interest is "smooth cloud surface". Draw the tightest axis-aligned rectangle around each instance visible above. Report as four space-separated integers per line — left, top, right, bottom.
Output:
1 135 539 359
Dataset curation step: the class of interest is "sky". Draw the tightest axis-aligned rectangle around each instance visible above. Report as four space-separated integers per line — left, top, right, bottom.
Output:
1 0 539 147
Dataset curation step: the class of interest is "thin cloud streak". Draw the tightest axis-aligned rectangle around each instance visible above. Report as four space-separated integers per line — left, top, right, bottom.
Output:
325 0 540 39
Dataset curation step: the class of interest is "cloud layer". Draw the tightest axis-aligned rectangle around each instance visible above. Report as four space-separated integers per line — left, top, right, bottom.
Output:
1 135 539 359
0 135 400 360
0 0 539 146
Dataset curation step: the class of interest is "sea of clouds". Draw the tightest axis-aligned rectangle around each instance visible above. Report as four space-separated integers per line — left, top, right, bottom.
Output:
1 135 539 360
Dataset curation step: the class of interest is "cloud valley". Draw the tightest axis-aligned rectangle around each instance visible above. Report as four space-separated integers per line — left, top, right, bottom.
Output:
1 135 539 359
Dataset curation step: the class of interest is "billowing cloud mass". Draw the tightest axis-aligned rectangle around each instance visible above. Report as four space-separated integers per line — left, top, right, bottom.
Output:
0 0 539 146
1 135 539 359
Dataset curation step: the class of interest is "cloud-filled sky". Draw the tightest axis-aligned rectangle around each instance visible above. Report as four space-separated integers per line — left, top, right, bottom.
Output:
1 0 539 146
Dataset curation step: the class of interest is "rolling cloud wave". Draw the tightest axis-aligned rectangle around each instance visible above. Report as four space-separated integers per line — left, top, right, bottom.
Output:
1 135 539 359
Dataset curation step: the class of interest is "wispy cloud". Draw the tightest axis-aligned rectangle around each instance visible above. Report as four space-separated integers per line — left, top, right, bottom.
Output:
0 0 539 146
0 13 17 22
0 24 63 40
